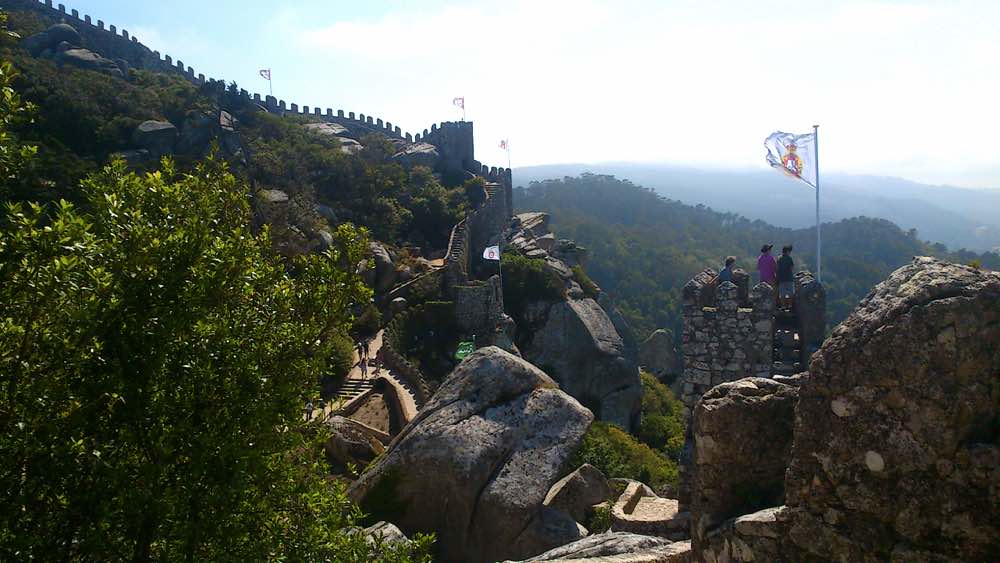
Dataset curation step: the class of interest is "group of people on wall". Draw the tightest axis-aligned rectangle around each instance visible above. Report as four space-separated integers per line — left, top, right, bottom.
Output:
716 244 796 309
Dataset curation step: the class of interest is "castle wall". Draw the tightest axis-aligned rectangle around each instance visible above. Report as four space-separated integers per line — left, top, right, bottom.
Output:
453 276 503 336
680 278 774 420
418 121 474 178
793 271 826 366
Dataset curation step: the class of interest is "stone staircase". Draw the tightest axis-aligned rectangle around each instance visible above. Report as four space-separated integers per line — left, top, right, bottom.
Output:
772 308 802 376
334 376 374 405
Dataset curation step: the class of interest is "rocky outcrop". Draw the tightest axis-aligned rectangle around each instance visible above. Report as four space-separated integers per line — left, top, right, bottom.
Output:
322 415 385 474
514 532 691 562
23 23 125 79
54 47 124 78
508 214 643 430
361 520 411 548
132 120 177 158
543 464 614 524
393 142 439 168
691 258 1000 562
783 257 1000 561
22 23 82 55
523 298 642 430
349 347 593 563
688 378 797 552
369 242 397 293
638 328 678 380
175 110 244 160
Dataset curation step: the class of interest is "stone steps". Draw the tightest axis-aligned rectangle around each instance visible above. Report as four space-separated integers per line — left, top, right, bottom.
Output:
772 312 803 376
335 378 374 402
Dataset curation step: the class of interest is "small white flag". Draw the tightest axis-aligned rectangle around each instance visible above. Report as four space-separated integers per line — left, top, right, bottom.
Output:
453 96 465 109
499 139 508 150
259 69 271 81
483 245 500 261
765 130 817 188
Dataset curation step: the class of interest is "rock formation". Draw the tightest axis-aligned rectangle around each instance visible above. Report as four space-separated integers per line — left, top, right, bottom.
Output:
687 378 797 553
513 532 691 562
688 257 1000 562
132 120 177 159
323 415 385 475
348 347 593 563
543 464 614 524
508 212 643 430
638 328 679 381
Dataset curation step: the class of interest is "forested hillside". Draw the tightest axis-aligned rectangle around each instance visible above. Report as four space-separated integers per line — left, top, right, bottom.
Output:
514 174 1000 339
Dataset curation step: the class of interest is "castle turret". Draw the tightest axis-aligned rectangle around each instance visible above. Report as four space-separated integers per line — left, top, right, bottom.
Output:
680 270 774 420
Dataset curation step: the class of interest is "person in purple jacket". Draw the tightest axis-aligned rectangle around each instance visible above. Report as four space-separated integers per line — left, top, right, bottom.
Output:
757 244 777 287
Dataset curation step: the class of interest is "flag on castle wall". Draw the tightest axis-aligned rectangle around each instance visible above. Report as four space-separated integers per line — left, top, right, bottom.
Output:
765 130 817 188
259 69 271 81
483 245 500 261
453 97 465 109
499 139 508 150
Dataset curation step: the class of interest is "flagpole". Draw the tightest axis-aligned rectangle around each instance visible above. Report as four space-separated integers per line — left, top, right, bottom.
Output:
814 124 821 282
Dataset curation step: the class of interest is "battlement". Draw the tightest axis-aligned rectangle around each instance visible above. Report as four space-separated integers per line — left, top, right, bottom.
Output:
679 269 775 419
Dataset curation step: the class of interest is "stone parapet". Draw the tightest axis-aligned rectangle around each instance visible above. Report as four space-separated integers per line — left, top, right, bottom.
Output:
680 279 773 420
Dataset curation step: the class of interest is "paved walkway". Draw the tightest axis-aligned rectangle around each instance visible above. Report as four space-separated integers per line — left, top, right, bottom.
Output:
307 330 419 426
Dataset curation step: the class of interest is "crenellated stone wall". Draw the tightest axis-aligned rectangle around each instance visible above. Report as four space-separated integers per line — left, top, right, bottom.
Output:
679 274 774 420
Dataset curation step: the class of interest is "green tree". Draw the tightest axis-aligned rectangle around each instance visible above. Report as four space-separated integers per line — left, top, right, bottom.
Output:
636 372 686 459
0 52 36 200
0 158 429 560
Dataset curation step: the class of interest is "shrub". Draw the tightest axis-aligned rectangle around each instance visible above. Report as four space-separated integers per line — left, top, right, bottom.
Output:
586 502 613 533
501 253 564 320
570 422 678 491
636 371 686 459
351 303 383 339
572 265 599 298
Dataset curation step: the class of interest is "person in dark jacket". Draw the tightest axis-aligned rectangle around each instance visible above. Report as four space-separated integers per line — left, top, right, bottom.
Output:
777 245 795 309
718 256 736 284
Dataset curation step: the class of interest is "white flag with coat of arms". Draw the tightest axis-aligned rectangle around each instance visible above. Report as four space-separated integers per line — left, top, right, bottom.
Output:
765 131 817 188
482 245 500 261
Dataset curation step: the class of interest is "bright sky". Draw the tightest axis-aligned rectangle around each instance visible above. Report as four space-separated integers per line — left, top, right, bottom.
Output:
61 0 1000 188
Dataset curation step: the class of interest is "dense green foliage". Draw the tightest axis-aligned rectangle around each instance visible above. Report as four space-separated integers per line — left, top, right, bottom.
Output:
500 252 565 321
515 174 1000 339
570 422 678 491
0 156 433 560
572 265 599 298
635 372 686 459
241 112 466 246
570 372 684 492
392 300 460 382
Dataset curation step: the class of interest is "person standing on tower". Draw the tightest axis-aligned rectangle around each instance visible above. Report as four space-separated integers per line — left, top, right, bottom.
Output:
777 245 795 310
757 244 777 288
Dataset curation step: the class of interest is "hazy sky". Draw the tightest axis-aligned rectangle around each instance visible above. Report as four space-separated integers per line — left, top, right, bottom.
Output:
59 0 1000 188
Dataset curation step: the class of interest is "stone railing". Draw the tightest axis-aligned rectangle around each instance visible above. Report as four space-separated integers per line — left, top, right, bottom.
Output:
380 309 432 407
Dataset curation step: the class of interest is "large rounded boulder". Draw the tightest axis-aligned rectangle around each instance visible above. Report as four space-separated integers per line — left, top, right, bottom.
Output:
348 347 594 562
784 257 1000 561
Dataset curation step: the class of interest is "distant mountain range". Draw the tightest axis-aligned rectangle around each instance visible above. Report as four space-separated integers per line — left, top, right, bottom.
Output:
514 163 1000 254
